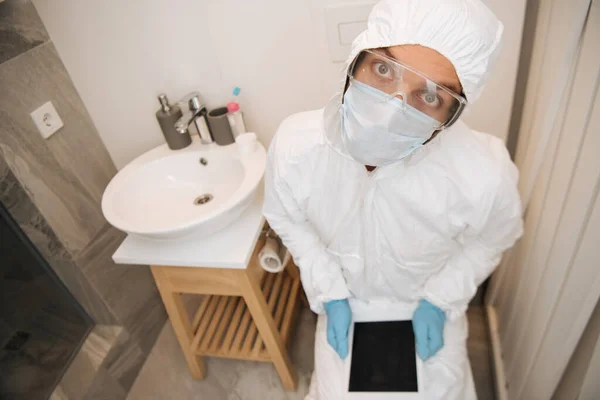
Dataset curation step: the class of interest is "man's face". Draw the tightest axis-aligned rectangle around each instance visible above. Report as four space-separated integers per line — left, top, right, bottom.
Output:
351 45 463 125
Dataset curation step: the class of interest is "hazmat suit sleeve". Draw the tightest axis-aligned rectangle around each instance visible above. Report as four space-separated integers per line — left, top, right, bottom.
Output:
423 144 524 320
263 134 351 315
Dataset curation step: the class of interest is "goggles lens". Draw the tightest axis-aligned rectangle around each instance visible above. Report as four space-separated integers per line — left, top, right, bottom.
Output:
349 49 467 128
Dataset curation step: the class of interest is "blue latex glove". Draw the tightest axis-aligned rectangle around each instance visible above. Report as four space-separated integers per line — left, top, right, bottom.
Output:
413 299 446 360
324 299 352 359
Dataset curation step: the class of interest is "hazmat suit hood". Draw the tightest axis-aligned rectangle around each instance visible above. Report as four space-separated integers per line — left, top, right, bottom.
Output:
324 0 504 156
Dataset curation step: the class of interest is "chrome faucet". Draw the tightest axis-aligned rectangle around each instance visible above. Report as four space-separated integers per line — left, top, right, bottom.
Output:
175 92 214 144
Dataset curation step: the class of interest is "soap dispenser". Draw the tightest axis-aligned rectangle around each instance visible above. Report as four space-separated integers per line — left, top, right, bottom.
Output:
155 94 191 150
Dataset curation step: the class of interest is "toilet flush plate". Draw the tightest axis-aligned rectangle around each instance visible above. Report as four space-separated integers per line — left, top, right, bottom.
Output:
344 304 424 399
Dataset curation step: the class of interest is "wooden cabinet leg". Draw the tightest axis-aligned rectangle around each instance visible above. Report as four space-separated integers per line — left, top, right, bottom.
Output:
239 270 298 391
286 262 309 308
151 266 206 380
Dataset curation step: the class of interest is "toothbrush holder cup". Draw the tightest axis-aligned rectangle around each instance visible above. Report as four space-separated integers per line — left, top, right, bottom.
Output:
207 107 235 146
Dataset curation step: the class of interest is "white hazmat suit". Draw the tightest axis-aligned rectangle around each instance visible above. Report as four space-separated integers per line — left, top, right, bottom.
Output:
263 0 523 398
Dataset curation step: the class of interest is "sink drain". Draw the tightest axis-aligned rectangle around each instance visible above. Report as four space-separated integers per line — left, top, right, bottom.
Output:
193 194 213 205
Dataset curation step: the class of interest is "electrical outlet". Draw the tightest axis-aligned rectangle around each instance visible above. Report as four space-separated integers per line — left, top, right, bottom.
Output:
30 101 64 139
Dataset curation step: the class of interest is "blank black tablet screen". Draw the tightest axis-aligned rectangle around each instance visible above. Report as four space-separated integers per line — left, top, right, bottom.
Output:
348 320 418 392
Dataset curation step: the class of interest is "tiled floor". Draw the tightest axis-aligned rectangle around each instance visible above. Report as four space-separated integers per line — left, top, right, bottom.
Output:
50 325 123 400
128 306 495 400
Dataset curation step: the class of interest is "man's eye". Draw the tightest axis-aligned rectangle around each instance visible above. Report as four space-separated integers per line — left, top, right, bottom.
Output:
373 62 392 78
417 91 442 108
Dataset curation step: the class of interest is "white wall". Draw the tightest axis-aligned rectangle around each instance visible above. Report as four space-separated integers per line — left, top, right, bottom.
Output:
33 0 525 169
486 0 599 398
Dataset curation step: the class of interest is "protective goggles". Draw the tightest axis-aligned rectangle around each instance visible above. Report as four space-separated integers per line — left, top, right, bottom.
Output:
348 49 467 129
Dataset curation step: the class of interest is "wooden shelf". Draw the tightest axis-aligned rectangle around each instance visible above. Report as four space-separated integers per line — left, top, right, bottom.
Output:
189 270 301 362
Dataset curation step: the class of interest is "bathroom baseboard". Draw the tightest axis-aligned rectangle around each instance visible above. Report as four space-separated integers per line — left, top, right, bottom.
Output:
486 306 509 400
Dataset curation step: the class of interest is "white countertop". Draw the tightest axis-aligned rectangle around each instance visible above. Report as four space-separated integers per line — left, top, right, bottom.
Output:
112 188 265 269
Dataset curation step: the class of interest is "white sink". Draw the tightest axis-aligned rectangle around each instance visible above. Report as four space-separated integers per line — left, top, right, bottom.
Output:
102 137 266 240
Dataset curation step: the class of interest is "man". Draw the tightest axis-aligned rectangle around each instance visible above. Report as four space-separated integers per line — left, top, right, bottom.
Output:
264 0 523 398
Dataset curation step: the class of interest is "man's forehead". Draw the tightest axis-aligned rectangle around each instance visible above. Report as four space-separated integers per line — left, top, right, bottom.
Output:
383 45 462 94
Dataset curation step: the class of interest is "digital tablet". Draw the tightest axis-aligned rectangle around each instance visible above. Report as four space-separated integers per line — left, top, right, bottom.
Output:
344 302 424 399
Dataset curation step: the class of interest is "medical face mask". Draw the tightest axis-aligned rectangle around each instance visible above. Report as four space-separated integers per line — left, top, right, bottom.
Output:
341 79 440 166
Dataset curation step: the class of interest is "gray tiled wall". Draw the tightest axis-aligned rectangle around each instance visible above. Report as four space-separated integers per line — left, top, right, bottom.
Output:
0 41 113 254
0 156 117 325
0 1 47 65
0 1 166 398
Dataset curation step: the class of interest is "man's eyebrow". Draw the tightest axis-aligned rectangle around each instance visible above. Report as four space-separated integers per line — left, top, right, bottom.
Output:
381 47 397 61
380 48 463 95
437 79 463 95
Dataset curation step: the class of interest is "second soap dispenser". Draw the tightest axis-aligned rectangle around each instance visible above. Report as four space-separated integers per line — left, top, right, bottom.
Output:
156 94 191 150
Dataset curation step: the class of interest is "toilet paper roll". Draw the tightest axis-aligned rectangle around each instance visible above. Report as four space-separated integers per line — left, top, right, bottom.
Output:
259 237 290 273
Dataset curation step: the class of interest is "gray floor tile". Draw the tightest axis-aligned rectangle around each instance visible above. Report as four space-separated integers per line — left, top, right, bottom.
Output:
103 332 147 393
83 367 127 400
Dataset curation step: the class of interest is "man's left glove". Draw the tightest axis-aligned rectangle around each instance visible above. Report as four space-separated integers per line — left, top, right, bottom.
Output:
413 299 446 360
